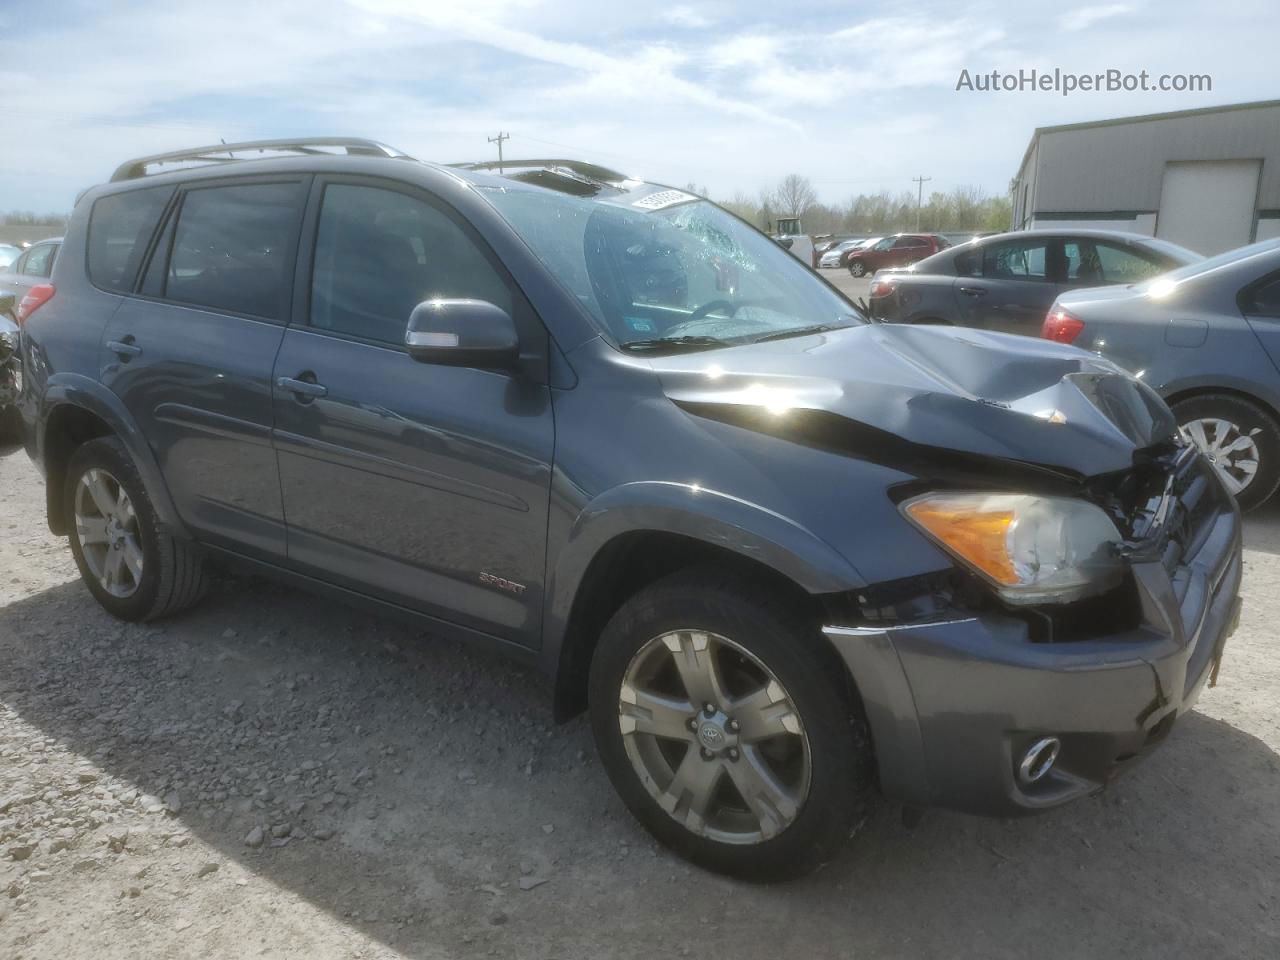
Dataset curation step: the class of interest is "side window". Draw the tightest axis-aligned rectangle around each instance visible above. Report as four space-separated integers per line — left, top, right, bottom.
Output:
87 186 173 292
10 251 29 275
954 249 981 277
164 182 304 320
309 183 512 346
873 237 896 252
982 240 1048 280
1245 274 1280 318
22 244 55 277
892 236 920 250
1093 242 1165 284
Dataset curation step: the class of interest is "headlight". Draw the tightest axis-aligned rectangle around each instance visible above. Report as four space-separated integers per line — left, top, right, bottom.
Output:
902 492 1125 604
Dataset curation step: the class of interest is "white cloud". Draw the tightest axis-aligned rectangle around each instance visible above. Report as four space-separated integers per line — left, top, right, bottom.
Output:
1057 3 1136 32
0 0 1269 213
663 4 717 28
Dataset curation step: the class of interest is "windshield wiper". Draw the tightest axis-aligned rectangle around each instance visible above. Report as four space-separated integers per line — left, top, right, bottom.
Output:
750 323 850 344
620 335 731 353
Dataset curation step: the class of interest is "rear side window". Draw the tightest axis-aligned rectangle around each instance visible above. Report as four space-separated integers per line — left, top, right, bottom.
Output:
87 187 172 292
164 182 304 320
21 244 57 278
1245 273 1280 318
1064 240 1163 285
309 183 512 346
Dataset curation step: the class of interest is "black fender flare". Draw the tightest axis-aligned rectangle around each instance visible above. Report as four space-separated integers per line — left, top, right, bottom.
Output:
39 373 189 538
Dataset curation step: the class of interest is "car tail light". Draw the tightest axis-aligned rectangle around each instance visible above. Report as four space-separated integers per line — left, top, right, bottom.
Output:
1041 308 1084 344
869 278 896 298
16 283 55 326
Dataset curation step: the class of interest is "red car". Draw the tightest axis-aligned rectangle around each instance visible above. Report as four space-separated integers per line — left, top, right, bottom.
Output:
846 233 949 277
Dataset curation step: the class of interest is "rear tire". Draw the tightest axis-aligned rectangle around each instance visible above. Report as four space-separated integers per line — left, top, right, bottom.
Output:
588 568 875 880
1172 393 1280 511
64 436 208 621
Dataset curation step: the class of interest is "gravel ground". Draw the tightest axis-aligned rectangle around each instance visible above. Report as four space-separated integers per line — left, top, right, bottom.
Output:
1 437 1279 960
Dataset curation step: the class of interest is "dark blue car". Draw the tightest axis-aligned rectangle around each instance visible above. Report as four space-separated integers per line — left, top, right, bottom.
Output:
16 138 1243 878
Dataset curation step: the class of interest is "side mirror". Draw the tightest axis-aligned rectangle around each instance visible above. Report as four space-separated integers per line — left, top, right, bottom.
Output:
405 299 519 369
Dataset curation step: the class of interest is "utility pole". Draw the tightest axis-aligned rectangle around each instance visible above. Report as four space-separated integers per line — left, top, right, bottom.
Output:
912 175 932 230
488 132 510 174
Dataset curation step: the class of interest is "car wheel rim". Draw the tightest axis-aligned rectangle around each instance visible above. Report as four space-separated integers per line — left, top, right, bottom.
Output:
74 467 144 598
618 630 811 845
1183 417 1261 495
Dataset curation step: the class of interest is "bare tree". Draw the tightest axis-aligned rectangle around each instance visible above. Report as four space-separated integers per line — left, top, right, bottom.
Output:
768 174 818 218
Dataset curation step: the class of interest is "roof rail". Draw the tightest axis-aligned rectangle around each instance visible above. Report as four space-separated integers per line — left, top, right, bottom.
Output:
451 158 631 184
109 137 413 182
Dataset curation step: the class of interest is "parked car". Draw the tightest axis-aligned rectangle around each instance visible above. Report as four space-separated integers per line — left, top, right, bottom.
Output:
1043 237 1280 510
819 237 877 269
0 299 19 441
1 237 62 319
846 233 949 277
867 230 1201 335
812 235 838 255
19 137 1242 879
0 244 23 269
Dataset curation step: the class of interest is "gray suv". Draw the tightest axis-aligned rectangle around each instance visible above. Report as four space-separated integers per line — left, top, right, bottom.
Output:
17 138 1243 879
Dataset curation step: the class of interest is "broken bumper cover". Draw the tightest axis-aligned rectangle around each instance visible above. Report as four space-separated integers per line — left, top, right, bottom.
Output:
824 503 1242 817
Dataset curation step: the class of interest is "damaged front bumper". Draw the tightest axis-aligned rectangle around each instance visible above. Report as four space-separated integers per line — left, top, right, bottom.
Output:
824 467 1243 818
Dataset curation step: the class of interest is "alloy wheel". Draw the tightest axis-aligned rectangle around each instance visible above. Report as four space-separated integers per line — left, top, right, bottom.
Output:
618 629 810 845
1183 417 1261 495
74 467 144 598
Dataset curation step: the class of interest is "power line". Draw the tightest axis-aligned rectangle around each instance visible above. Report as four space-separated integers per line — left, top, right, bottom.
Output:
911 175 932 230
487 131 510 174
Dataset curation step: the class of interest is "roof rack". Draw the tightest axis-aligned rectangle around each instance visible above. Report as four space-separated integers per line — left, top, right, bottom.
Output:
451 158 631 184
109 137 413 182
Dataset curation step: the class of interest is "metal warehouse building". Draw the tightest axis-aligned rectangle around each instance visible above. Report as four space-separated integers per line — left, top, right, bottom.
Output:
1012 99 1280 255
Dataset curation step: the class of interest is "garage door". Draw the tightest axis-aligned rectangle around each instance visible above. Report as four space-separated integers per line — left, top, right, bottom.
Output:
1156 159 1260 255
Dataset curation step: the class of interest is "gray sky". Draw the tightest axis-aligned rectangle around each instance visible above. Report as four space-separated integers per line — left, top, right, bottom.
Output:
1 0 1275 211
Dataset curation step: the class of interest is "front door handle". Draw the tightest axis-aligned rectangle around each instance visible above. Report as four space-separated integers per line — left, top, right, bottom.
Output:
958 287 987 297
107 338 142 360
277 375 328 401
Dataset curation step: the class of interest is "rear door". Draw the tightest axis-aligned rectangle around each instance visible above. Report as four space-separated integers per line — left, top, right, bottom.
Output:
270 177 554 647
2 242 58 303
887 235 928 268
100 177 308 560
952 235 1054 334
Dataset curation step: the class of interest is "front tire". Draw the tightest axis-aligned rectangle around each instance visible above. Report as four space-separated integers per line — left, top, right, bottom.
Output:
589 568 874 880
1172 393 1280 511
64 436 208 621
848 260 868 278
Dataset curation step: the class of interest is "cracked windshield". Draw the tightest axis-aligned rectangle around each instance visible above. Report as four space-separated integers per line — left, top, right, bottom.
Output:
483 185 862 352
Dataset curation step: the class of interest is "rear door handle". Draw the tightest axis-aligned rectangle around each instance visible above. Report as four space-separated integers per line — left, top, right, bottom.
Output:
277 375 328 401
958 287 987 297
107 338 142 359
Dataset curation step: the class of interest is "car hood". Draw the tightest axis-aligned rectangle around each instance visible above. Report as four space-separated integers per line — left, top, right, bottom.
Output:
653 323 1178 482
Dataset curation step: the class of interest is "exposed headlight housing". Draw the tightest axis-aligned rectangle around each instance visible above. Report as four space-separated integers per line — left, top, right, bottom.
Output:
902 492 1125 605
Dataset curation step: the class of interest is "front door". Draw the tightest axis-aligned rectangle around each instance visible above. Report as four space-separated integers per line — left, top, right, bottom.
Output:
100 177 309 559
271 178 555 646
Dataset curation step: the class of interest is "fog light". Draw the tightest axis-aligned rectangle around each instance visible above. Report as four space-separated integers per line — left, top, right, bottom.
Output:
1017 737 1061 785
